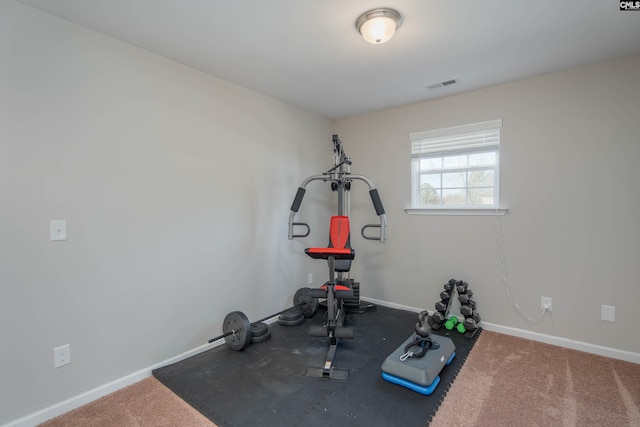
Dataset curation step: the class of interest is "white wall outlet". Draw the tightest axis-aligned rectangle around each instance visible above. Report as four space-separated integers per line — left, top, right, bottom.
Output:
50 220 67 241
541 297 552 312
54 344 71 368
307 273 313 285
601 305 616 322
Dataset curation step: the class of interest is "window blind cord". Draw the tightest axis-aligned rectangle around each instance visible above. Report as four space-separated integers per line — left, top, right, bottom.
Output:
495 213 548 324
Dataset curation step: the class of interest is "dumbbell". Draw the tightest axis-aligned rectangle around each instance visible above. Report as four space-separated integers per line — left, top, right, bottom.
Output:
427 315 442 330
463 317 478 332
459 296 476 309
459 290 473 303
461 304 474 317
456 322 467 334
444 279 457 292
431 310 446 324
435 300 448 313
444 316 459 331
456 281 468 294
440 290 451 301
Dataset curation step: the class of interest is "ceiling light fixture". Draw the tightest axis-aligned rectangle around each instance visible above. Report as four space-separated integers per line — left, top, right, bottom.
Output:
356 8 402 44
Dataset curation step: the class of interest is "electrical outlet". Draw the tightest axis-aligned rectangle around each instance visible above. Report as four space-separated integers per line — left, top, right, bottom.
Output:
541 297 552 312
307 273 313 285
601 305 615 322
54 344 71 368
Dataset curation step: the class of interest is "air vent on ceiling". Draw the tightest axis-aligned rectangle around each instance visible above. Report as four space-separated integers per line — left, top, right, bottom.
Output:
425 78 457 90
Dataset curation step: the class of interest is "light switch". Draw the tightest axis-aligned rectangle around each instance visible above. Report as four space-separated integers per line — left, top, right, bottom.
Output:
50 220 67 241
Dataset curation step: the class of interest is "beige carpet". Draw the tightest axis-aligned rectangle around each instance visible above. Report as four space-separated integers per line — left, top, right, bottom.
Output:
39 377 216 427
430 330 640 427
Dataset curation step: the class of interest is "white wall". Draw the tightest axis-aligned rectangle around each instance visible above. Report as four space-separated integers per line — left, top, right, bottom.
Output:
0 2 334 423
336 54 640 356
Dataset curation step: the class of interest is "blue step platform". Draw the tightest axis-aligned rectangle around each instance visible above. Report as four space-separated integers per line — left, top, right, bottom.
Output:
381 333 456 395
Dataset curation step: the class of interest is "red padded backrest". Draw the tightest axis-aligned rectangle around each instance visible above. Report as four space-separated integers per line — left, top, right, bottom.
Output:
304 216 354 260
329 216 350 249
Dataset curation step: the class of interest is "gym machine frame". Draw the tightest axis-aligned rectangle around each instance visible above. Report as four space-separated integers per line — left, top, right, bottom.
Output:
288 135 387 379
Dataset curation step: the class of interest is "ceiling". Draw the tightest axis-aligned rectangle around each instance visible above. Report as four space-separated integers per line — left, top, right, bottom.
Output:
17 0 640 120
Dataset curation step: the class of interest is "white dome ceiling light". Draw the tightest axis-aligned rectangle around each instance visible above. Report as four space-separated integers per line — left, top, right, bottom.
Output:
356 8 402 44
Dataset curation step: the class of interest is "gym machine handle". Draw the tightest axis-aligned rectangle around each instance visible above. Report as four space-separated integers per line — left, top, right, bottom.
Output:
291 222 310 238
290 187 306 212
289 186 310 239
361 224 382 241
369 189 385 216
287 173 386 243
288 175 326 240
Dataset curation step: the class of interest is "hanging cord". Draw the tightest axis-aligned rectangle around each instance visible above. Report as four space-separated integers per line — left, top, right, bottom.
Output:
495 212 547 324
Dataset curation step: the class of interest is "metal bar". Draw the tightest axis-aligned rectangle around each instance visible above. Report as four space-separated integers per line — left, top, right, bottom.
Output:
323 344 338 377
251 303 303 325
207 303 304 344
288 175 330 239
207 330 234 344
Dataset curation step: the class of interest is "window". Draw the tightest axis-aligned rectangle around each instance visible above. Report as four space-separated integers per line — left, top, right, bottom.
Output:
410 119 502 211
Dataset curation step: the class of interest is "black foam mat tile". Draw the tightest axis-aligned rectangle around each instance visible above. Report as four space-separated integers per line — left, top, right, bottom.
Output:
153 305 481 427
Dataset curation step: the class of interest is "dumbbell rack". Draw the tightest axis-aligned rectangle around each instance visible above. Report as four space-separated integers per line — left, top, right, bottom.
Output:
428 279 481 338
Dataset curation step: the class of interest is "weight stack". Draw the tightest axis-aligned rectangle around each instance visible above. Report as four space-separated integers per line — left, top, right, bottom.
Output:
343 280 360 311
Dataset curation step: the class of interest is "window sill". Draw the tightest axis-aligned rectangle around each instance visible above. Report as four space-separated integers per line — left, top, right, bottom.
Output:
404 207 508 216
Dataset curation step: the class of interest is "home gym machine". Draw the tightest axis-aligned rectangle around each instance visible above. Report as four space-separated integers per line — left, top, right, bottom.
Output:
288 134 387 379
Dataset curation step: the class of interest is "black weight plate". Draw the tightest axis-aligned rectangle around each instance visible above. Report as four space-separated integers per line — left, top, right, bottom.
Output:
279 308 304 322
278 315 305 327
251 329 271 344
278 310 304 326
294 287 319 317
251 322 269 338
223 311 252 351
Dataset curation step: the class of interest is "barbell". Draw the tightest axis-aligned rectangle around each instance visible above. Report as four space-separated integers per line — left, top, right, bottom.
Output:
207 287 319 351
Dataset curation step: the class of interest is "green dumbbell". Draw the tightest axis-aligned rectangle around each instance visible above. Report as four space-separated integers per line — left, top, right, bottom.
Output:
444 316 459 330
456 322 467 334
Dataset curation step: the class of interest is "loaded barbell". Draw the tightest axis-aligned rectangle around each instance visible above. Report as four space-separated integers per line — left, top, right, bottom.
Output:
207 287 319 351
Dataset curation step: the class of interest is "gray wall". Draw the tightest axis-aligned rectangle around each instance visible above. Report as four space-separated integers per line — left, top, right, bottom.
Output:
0 2 334 423
336 53 640 355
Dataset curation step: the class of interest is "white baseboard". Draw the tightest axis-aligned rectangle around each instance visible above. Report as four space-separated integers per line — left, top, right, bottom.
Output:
361 296 426 313
8 299 640 426
480 322 640 364
4 340 223 427
362 296 640 364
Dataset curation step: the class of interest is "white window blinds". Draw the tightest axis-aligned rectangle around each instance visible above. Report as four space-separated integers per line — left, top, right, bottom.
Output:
411 119 502 157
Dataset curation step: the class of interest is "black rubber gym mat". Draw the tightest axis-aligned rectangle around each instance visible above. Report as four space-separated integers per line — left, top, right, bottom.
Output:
153 305 481 427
